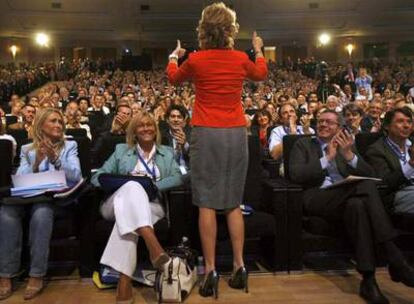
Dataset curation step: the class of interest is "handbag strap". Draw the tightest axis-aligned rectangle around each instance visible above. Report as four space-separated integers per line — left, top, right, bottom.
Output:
167 260 174 284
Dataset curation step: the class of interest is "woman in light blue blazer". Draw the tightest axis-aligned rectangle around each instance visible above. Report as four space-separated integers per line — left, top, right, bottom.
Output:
91 111 183 304
0 108 81 301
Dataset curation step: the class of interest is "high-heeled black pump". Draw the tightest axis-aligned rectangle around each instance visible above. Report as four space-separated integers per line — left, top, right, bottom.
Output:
228 266 248 293
199 270 219 299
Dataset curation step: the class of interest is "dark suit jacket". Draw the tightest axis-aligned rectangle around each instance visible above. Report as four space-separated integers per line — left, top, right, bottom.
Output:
289 136 376 215
289 136 375 189
360 116 374 133
360 116 383 133
90 131 125 168
365 137 411 211
160 125 192 166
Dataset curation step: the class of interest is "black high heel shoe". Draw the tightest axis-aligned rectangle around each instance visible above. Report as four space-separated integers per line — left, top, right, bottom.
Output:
228 266 248 293
199 270 219 299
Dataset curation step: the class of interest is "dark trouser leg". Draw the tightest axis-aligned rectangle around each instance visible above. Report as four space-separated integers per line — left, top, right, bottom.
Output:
344 197 376 272
353 181 406 269
353 180 398 243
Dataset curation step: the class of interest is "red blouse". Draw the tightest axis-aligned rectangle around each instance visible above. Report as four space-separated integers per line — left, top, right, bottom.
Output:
167 49 268 128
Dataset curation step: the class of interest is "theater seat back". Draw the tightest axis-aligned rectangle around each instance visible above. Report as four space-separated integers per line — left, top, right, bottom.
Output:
0 139 13 187
355 132 382 158
283 134 314 180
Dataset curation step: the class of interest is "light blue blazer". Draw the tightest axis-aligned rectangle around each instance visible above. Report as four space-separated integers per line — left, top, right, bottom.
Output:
17 140 82 187
91 144 183 192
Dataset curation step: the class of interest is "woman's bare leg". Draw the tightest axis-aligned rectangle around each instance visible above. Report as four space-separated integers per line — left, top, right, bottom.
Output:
199 207 217 273
226 207 245 270
117 273 133 301
136 226 164 262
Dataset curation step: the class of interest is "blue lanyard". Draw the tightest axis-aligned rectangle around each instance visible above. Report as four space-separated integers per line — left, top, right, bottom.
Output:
283 126 301 135
137 151 156 180
386 137 407 164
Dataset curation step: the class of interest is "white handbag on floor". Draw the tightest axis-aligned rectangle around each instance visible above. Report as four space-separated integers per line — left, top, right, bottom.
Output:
155 245 198 303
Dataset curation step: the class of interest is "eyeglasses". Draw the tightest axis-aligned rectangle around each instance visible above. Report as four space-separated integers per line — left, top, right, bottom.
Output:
317 119 339 126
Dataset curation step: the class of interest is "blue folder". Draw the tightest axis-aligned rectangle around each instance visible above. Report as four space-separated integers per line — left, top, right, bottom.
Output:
98 174 158 201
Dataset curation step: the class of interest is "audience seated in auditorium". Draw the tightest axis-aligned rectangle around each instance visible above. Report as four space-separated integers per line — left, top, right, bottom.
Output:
0 65 49 111
91 112 183 303
0 108 81 301
289 110 414 304
366 107 414 214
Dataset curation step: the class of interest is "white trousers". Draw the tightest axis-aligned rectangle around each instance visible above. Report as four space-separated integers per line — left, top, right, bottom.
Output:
100 181 165 277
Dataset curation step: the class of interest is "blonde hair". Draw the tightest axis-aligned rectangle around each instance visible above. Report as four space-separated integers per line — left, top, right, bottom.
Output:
31 108 65 152
126 111 161 148
197 2 239 50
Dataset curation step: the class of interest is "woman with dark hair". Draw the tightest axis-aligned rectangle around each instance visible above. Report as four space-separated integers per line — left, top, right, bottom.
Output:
252 109 272 149
167 2 267 298
342 103 364 136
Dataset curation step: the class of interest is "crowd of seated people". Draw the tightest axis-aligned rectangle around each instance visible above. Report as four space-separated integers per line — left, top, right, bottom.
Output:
0 64 50 108
0 56 414 302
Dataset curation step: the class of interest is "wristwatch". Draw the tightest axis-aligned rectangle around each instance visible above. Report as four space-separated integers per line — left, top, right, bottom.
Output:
168 54 179 61
50 158 62 170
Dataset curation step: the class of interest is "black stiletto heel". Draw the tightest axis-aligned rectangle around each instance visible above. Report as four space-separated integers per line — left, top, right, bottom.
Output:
199 270 219 299
228 266 248 293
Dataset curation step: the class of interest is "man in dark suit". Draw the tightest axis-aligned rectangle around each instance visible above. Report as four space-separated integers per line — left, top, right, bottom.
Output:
361 100 383 133
289 110 414 304
160 104 191 172
366 107 414 214
90 104 132 168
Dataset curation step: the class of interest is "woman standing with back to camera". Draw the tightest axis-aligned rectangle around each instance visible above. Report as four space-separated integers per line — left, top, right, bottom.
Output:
167 2 267 298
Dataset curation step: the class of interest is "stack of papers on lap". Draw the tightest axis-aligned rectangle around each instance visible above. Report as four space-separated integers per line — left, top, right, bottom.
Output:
324 175 382 189
11 171 68 198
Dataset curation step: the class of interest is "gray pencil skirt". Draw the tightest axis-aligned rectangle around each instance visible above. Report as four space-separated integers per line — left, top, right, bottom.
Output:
190 126 248 210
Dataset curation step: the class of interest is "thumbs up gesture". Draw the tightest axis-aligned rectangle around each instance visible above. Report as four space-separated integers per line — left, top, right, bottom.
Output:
252 31 264 53
172 40 186 59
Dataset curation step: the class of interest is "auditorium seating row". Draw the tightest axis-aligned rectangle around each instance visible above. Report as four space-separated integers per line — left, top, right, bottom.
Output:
0 130 413 278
